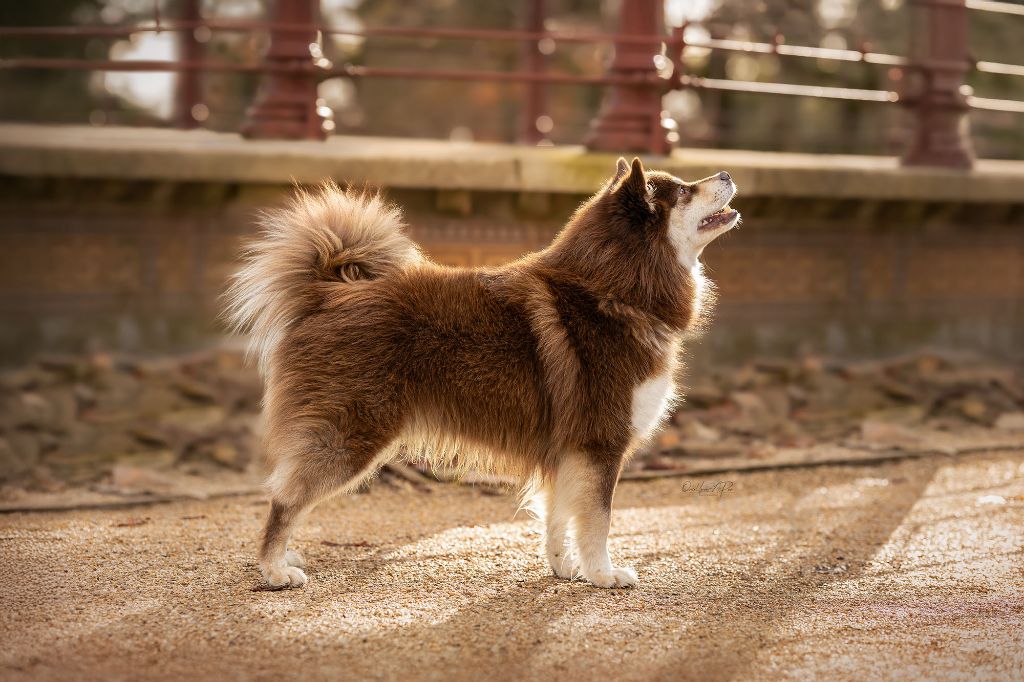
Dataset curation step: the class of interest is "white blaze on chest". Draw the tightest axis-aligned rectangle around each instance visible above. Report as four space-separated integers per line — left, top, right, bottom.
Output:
690 263 705 320
630 369 675 440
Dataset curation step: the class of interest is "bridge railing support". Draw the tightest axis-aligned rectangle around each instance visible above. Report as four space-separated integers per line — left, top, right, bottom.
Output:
585 0 670 155
241 0 326 140
900 0 975 169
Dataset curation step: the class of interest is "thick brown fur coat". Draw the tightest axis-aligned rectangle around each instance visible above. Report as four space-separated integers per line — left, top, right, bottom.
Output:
226 158 739 589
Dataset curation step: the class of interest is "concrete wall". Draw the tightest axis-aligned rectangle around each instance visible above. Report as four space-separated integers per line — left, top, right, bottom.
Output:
1 125 1022 364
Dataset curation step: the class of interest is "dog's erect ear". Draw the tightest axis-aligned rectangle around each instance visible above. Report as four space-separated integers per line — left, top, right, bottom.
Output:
614 156 649 202
612 157 630 184
625 157 646 194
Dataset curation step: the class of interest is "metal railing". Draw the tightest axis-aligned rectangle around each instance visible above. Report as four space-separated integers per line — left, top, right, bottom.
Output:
2 0 1023 168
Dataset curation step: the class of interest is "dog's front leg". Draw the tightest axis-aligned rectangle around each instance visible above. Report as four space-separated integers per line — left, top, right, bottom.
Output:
551 452 637 588
536 482 575 579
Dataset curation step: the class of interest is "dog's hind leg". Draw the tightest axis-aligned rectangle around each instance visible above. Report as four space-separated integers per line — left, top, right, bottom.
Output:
258 426 394 589
550 451 636 589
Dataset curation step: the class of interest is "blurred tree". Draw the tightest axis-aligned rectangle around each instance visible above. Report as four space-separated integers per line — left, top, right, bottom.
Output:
966 2 1024 159
680 0 1023 158
193 0 265 132
0 0 165 125
348 0 608 144
679 0 905 154
0 2 110 123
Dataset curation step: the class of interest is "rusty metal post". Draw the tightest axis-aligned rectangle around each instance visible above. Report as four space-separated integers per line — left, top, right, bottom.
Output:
241 0 325 140
174 0 202 129
900 0 974 169
519 0 548 144
585 0 669 155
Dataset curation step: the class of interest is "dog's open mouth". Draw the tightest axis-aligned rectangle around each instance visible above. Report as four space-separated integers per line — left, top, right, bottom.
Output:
698 206 739 231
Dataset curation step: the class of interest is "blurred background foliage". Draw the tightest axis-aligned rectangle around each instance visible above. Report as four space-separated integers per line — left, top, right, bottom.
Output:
1 0 1022 158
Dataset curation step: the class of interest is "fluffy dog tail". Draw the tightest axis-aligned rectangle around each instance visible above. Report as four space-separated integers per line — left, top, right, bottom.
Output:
225 181 423 375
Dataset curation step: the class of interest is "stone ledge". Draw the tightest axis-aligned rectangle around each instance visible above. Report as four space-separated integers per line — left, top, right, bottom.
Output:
1 124 1023 203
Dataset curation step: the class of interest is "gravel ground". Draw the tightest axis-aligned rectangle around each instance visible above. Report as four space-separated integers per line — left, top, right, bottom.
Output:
2 451 1023 681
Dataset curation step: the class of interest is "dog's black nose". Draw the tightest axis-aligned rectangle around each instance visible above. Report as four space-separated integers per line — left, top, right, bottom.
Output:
718 171 731 182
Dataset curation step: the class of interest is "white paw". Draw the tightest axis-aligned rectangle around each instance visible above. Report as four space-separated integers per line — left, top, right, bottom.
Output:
583 565 638 589
548 551 579 580
263 565 307 589
285 549 306 569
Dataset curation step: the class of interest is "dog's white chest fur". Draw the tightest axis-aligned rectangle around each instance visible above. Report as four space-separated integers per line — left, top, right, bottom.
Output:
630 366 676 440
629 334 681 440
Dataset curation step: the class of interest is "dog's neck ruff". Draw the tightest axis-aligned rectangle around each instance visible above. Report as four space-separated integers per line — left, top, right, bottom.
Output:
596 295 676 351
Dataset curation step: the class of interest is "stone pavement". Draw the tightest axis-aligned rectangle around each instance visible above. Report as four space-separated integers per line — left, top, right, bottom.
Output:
1 450 1022 681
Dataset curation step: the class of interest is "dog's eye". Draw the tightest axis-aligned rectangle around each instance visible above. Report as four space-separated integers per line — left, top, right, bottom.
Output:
678 185 691 196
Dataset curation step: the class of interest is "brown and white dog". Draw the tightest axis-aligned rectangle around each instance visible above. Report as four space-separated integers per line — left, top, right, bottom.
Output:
226 157 739 590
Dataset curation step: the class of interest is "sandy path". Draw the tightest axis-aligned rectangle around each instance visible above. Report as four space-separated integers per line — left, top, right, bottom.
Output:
2 451 1023 681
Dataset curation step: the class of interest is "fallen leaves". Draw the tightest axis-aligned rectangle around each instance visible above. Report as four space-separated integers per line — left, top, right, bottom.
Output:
2 347 1022 500
633 349 1024 477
